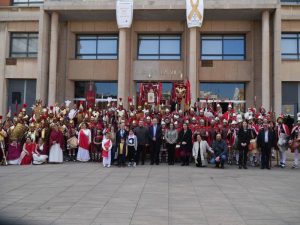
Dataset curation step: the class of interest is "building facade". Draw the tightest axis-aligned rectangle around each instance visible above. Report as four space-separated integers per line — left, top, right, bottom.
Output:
0 0 299 117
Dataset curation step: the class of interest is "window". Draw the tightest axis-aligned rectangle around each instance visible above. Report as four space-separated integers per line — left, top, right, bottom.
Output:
281 0 300 4
10 33 38 58
75 81 117 99
76 35 118 60
12 0 43 6
200 83 245 101
201 35 245 60
138 35 181 60
281 33 300 60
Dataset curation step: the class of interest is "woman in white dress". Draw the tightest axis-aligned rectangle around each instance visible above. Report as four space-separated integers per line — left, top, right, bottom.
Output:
49 123 64 163
33 138 48 165
77 122 91 162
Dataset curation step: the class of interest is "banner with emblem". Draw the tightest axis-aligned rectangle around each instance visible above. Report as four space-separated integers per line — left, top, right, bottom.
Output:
186 0 204 28
116 0 134 29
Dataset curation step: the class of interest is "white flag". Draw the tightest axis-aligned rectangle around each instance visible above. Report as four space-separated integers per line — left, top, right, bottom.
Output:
186 0 204 28
116 0 133 29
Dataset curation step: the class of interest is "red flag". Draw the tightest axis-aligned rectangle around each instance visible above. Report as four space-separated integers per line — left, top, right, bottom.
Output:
185 80 191 105
139 83 143 105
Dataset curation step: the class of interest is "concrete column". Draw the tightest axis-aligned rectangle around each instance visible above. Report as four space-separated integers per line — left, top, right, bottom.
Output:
188 27 198 105
36 9 50 105
262 10 270 111
117 28 128 107
273 7 282 115
48 12 59 106
0 23 8 117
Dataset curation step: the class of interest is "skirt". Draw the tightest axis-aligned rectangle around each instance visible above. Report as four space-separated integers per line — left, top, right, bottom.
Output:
33 154 48 165
77 147 90 162
49 143 63 163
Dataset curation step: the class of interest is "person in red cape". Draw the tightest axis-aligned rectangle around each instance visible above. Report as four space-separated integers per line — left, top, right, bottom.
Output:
19 137 35 165
102 132 112 168
49 123 64 163
77 122 91 162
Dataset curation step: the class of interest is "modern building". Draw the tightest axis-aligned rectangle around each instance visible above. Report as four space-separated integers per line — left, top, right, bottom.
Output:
0 0 300 117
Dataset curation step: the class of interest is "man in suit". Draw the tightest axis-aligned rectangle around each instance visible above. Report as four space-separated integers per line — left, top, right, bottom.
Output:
115 122 128 164
149 118 162 165
257 121 275 169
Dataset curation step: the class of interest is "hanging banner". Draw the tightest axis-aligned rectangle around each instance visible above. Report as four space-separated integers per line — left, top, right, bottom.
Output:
186 0 204 28
116 0 133 29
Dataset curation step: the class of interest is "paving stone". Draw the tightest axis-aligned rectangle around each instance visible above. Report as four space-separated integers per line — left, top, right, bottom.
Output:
0 163 299 225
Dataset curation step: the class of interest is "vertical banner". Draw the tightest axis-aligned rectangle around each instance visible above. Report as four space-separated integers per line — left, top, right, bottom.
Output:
116 0 134 29
186 0 204 28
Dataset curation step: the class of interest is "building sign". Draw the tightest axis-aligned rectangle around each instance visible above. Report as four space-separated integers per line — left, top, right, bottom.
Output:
186 0 204 28
116 0 133 29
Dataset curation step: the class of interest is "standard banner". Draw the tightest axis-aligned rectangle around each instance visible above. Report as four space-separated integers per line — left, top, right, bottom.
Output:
186 0 204 28
116 0 133 29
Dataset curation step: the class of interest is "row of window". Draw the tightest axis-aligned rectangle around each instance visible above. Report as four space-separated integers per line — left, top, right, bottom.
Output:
9 32 300 61
75 81 245 101
12 0 43 6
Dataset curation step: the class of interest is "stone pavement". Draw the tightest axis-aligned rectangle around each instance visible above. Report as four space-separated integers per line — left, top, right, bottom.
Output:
0 163 300 225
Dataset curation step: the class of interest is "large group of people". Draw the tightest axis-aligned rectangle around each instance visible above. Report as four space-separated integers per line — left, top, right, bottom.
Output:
0 99 299 170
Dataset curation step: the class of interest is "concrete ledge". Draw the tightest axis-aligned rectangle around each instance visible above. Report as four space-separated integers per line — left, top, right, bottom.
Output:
43 0 278 11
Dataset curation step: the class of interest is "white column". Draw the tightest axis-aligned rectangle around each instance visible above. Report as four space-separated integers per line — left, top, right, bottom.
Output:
273 7 282 115
0 23 8 117
48 12 59 106
36 9 50 105
262 10 270 111
117 28 128 107
188 27 198 105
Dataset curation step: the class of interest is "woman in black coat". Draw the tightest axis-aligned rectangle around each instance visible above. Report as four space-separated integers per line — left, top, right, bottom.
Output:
237 120 251 169
178 123 193 166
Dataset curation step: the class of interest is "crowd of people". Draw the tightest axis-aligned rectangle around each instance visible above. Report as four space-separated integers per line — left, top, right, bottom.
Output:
0 99 299 170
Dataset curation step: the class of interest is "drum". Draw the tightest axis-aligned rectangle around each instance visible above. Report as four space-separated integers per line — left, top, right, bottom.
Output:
67 137 78 149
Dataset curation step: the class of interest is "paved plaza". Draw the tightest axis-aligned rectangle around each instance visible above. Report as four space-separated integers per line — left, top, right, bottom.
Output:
0 163 300 225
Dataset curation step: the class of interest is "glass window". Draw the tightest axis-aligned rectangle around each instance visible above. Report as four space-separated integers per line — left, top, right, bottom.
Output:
201 35 245 60
12 0 43 6
75 81 117 99
138 35 181 60
281 33 300 59
76 35 118 60
199 83 245 101
10 32 38 58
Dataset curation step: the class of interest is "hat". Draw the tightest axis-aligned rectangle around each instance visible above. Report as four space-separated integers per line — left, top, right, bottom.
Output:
297 117 300 122
277 114 284 122
22 104 27 112
119 98 123 106
223 119 228 123
231 121 237 125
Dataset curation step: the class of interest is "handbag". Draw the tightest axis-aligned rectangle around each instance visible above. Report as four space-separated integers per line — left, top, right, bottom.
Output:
248 139 257 151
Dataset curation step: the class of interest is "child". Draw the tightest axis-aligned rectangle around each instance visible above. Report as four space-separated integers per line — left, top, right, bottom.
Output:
93 130 103 162
127 129 138 167
102 132 112 168
117 138 127 167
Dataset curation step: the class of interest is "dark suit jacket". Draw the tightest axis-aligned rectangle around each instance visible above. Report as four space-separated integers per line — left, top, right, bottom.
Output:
237 128 251 147
178 128 193 151
149 125 162 144
116 129 129 144
257 128 275 150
